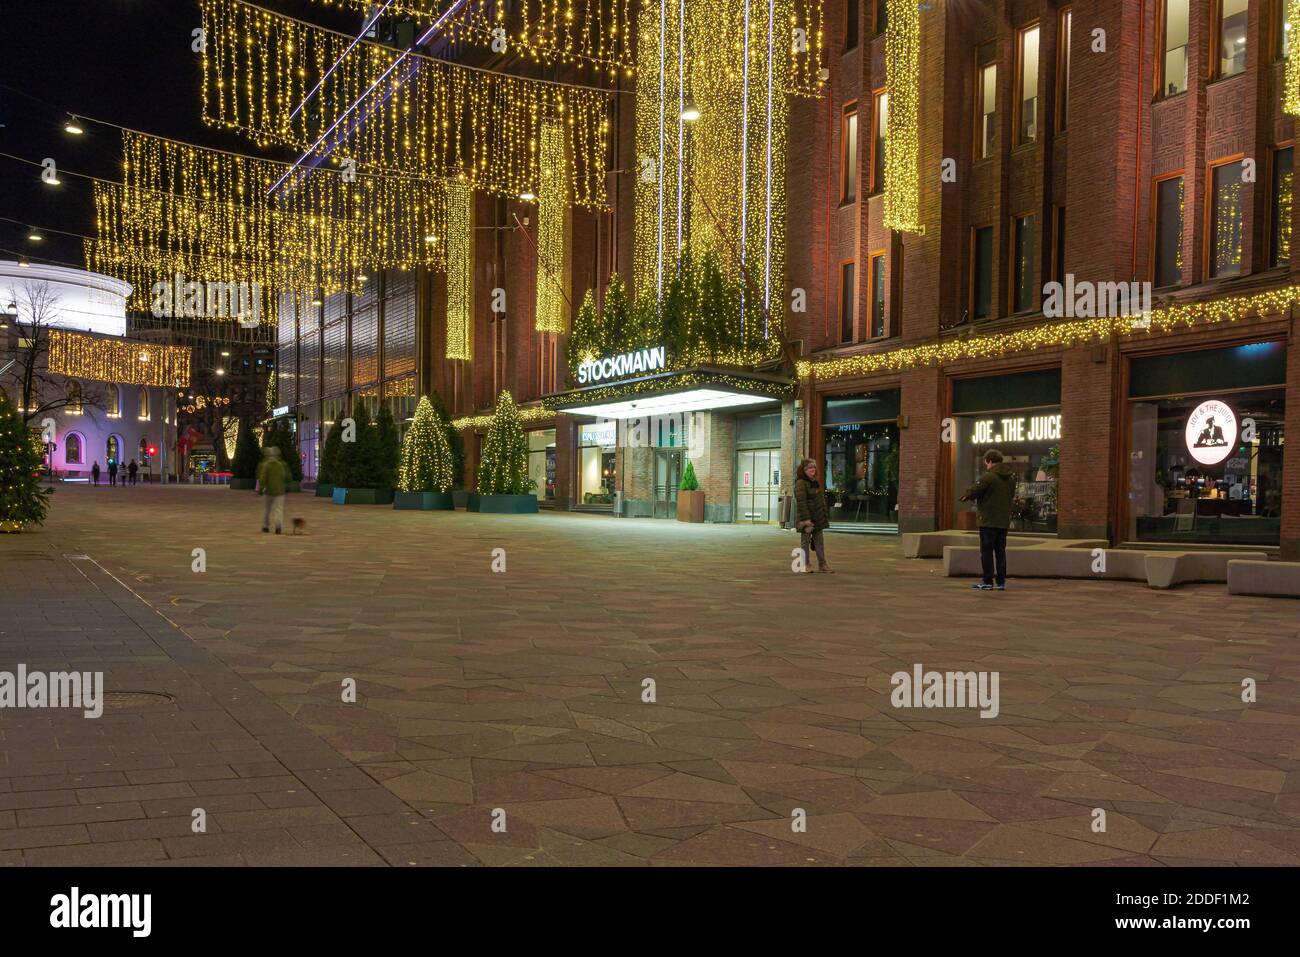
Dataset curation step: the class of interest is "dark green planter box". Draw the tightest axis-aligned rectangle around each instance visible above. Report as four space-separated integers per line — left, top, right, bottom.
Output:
332 487 394 505
393 490 454 511
452 490 469 509
315 483 334 498
229 478 256 490
468 493 539 514
287 481 301 493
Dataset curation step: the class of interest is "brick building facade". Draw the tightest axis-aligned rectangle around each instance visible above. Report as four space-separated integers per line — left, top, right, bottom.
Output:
278 0 1298 557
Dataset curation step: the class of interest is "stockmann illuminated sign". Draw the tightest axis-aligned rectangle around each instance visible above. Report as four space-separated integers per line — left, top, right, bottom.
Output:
577 345 667 385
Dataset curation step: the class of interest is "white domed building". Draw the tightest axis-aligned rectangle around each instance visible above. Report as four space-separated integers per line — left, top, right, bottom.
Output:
1 260 187 482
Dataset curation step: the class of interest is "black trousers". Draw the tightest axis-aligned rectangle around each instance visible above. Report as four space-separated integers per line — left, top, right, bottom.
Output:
978 526 1008 586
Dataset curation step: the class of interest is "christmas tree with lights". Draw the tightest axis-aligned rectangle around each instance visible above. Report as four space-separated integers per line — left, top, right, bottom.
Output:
397 396 453 493
477 391 534 495
0 388 51 530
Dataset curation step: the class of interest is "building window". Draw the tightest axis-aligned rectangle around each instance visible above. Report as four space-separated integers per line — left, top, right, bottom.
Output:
869 253 887 338
66 381 83 415
106 435 121 466
841 104 858 203
1281 0 1294 59
871 90 888 194
1210 160 1245 277
1057 9 1072 131
839 262 857 342
1154 176 1185 287
977 62 998 159
971 226 995 321
1218 0 1249 78
874 0 887 37
105 384 121 418
1012 214 1038 312
1052 206 1067 286
846 0 859 51
1273 146 1294 266
138 388 150 421
1017 24 1040 144
1162 0 1190 96
65 432 84 465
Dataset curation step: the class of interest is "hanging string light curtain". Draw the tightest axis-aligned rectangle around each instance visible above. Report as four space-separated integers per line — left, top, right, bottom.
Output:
301 0 636 75
534 120 569 333
47 329 192 388
634 0 788 361
882 0 922 234
444 182 474 360
119 131 447 278
199 0 613 209
787 0 827 97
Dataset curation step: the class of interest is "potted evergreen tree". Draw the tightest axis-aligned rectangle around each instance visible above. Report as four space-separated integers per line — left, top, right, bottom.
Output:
426 389 466 506
229 419 260 490
0 388 52 532
469 391 538 513
676 459 705 522
331 405 392 504
394 396 455 510
376 404 400 498
316 420 341 496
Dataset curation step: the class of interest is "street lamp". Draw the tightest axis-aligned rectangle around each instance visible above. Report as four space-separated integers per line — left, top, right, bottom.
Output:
680 97 701 122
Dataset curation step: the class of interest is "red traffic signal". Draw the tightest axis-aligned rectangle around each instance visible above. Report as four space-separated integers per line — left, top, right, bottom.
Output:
147 446 158 457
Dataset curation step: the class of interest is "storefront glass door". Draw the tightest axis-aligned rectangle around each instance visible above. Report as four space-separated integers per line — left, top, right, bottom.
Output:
736 449 780 522
654 449 683 518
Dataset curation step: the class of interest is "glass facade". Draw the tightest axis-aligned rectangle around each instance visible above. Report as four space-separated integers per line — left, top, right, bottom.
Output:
1127 343 1287 546
528 428 557 502
578 418 617 504
822 392 900 528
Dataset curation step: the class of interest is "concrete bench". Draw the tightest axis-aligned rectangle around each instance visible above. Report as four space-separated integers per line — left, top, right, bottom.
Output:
1144 551 1270 589
943 545 1147 581
1227 560 1300 598
902 531 1071 558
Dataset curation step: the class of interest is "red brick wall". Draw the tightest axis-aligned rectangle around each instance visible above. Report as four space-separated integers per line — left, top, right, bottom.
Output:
1057 344 1116 539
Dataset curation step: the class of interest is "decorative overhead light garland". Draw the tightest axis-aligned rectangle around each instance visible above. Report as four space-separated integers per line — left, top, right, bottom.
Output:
200 0 613 209
541 368 793 412
799 284 1300 382
1286 0 1300 114
47 330 192 388
452 403 555 432
882 0 922 234
302 0 637 75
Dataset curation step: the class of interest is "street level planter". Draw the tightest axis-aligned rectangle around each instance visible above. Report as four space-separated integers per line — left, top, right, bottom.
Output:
332 487 395 505
315 483 334 498
468 493 538 514
229 478 256 491
0 520 23 534
287 481 301 493
393 490 454 511
676 490 705 523
452 490 469 509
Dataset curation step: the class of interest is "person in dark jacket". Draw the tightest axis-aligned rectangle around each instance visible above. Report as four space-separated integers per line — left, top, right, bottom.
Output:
128 459 139 485
256 446 291 534
793 458 833 574
107 460 118 486
91 461 101 486
960 448 1017 590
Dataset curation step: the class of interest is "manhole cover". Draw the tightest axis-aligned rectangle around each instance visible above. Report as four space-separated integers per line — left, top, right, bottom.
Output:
102 691 176 710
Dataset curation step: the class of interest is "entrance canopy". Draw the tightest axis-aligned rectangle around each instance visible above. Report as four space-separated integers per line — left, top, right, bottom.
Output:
545 367 794 420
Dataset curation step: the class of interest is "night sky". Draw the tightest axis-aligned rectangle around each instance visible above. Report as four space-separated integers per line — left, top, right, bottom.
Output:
0 0 364 268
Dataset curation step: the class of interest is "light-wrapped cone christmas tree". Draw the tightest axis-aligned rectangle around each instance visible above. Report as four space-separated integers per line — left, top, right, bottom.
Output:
397 396 454 494
0 389 52 531
477 391 533 495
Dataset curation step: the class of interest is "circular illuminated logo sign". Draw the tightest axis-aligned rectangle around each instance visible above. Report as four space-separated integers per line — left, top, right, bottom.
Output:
1185 399 1237 465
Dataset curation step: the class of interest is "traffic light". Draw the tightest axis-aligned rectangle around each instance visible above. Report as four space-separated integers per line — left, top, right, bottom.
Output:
147 445 158 457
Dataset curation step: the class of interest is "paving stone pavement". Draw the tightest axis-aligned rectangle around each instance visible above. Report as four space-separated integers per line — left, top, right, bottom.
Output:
2 483 1299 866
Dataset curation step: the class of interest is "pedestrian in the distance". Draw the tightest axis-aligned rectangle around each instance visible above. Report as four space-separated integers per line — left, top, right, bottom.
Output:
256 445 290 534
960 448 1017 591
107 460 118 486
793 458 833 574
128 459 139 485
91 461 101 486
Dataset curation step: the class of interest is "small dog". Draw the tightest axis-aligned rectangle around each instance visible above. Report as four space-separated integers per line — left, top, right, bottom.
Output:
291 517 306 535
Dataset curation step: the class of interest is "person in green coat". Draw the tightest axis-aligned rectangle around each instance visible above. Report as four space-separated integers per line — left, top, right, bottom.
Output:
256 445 291 534
793 458 833 574
960 448 1018 590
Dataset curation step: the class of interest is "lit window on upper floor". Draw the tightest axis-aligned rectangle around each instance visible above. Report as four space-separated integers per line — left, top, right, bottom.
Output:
1272 146 1293 267
1218 0 1249 78
1162 0 1190 96
1210 160 1245 278
1154 176 1185 288
977 62 998 159
1278 0 1293 59
1017 24 1040 144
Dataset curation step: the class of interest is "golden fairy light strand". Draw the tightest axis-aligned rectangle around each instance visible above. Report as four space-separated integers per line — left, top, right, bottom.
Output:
799 285 1300 382
534 120 569 333
47 330 192 388
882 0 922 234
444 181 474 361
200 0 613 209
